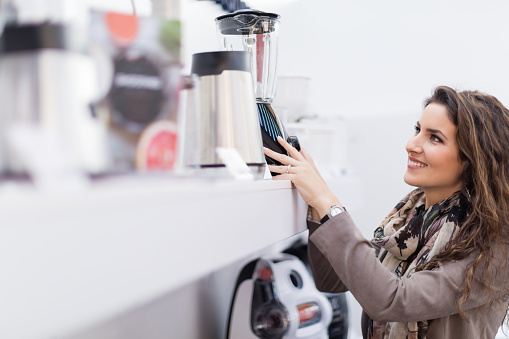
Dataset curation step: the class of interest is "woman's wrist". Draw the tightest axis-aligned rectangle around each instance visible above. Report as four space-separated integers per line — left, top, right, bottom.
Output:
314 195 342 219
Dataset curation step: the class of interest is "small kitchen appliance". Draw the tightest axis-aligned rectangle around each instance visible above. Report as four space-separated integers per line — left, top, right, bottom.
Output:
227 253 332 339
284 241 349 339
182 50 266 179
215 10 300 169
0 21 109 176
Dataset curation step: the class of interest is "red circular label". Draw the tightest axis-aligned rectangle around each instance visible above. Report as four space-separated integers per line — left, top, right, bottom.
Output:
146 130 177 170
106 12 139 45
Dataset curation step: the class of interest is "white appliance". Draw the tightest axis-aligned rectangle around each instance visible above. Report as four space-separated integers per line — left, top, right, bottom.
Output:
228 253 333 339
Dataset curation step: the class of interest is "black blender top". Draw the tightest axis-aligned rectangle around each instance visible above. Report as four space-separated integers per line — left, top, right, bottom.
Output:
215 10 280 35
191 51 251 76
216 9 280 21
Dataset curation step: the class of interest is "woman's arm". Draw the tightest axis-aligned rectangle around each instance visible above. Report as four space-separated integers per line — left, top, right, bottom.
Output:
309 211 509 322
307 217 349 293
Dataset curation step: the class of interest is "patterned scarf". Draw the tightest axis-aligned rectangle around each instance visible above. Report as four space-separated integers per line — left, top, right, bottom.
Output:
369 188 469 339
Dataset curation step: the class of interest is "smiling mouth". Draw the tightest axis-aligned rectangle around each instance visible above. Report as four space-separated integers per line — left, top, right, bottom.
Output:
408 159 428 168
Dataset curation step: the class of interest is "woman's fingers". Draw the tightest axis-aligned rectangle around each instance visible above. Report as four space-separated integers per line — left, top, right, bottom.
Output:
267 164 297 175
276 136 306 161
263 146 299 166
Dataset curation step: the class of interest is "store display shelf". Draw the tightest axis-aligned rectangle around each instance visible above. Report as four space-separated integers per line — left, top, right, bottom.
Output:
0 175 307 339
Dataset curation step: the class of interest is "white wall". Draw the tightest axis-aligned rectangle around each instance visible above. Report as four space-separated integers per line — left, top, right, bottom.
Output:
181 0 224 72
249 0 509 118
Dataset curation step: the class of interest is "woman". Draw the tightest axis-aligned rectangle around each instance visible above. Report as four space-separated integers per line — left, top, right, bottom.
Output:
264 86 509 338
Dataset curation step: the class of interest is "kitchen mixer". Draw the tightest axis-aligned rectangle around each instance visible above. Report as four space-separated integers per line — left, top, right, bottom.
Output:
215 10 300 169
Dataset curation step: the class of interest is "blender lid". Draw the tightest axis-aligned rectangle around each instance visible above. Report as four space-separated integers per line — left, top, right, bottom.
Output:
215 9 280 21
191 51 251 76
215 9 280 35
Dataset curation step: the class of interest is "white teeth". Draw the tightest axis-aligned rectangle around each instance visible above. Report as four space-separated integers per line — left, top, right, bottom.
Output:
409 160 427 167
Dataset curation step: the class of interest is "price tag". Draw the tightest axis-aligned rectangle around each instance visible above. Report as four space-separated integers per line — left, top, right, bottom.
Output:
215 147 254 181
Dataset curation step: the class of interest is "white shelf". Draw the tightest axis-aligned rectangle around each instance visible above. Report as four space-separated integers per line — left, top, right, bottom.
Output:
0 175 307 339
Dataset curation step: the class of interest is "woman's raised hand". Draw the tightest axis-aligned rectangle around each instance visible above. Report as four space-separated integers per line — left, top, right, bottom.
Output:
264 136 341 218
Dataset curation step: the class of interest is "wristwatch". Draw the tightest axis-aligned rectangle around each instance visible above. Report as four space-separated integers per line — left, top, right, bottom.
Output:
320 205 347 224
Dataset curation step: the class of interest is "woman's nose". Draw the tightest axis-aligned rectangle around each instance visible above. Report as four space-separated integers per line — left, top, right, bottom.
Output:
406 135 423 154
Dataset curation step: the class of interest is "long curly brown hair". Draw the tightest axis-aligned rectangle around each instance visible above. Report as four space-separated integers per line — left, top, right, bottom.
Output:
416 86 509 318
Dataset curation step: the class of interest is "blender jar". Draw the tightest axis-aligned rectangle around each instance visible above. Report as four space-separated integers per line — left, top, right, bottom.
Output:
215 10 280 104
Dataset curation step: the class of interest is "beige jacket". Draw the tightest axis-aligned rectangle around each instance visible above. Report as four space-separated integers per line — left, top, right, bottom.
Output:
307 212 509 339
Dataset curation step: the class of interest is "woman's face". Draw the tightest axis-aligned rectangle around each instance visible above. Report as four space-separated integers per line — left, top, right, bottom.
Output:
404 103 465 207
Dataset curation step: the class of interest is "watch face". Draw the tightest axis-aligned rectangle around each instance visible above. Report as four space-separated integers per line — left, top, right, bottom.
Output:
329 206 345 218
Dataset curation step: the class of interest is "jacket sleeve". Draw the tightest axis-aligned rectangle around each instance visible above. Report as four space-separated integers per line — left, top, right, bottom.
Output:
307 218 350 293
307 211 509 322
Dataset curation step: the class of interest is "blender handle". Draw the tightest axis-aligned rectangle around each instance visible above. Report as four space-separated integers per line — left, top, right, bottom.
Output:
287 136 301 151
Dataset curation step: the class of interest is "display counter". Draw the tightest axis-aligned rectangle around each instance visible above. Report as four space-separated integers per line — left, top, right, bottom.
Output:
0 176 308 339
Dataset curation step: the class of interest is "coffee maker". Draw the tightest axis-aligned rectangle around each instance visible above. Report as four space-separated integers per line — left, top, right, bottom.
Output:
215 10 300 168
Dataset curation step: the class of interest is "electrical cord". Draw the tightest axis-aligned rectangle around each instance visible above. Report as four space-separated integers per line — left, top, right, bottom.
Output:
131 0 136 15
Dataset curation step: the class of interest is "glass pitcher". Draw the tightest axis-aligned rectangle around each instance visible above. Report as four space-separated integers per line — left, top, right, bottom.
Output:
215 10 280 104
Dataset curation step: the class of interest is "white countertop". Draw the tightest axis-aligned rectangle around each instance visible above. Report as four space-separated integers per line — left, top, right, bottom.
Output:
0 175 307 339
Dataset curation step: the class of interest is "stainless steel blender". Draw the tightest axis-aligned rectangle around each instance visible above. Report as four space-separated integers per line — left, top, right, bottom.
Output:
215 10 300 168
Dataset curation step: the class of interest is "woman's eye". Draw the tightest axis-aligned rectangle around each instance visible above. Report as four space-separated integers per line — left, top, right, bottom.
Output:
431 134 442 143
414 125 420 134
